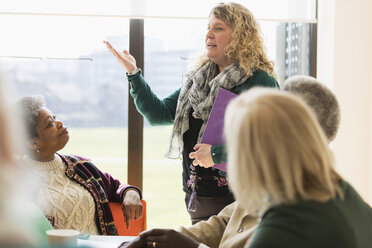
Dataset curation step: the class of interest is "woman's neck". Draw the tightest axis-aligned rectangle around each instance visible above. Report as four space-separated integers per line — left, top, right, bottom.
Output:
217 61 233 73
36 153 56 162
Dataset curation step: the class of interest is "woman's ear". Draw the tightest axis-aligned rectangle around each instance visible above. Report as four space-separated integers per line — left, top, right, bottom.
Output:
29 138 39 151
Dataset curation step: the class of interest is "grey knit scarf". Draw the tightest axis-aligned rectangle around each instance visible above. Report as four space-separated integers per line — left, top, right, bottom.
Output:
165 61 248 159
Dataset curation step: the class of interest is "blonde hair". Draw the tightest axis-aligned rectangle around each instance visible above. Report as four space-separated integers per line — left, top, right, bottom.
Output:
195 2 274 77
225 88 341 213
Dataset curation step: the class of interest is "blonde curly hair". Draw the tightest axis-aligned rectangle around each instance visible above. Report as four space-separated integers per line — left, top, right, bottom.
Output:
195 2 275 77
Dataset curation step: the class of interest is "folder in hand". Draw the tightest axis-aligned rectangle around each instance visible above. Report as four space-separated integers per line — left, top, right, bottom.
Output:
201 88 237 171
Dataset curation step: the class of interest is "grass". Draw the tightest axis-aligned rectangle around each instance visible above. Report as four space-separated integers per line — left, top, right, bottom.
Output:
60 126 191 229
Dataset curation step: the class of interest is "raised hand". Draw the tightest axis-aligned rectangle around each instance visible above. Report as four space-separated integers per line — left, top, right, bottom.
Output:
103 41 137 73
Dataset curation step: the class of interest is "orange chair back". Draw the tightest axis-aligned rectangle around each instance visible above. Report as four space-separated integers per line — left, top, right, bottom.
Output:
109 200 147 236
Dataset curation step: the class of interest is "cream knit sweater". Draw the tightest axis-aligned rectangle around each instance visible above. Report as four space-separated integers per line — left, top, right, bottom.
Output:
29 155 99 234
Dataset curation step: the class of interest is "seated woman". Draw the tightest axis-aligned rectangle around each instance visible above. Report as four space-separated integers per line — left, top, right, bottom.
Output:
225 88 372 248
282 75 340 142
17 95 143 235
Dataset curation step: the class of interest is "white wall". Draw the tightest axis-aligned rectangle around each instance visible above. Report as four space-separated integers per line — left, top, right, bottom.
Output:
318 0 372 204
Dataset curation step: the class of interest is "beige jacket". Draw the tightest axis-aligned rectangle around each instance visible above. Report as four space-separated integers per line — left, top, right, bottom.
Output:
178 201 258 248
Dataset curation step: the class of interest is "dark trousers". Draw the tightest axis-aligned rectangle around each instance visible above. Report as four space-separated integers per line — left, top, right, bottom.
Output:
184 192 235 224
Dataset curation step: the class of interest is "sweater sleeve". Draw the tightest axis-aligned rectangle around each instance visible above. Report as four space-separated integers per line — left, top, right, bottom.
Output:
77 156 142 203
177 202 235 247
211 144 226 165
97 169 142 203
64 154 142 204
128 71 180 125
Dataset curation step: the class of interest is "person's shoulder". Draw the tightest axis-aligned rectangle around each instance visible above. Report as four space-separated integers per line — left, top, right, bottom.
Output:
338 180 372 222
263 199 345 222
250 207 305 248
73 154 91 162
250 204 325 248
244 70 279 88
61 154 90 162
257 197 367 247
60 154 95 170
258 200 347 239
253 70 278 83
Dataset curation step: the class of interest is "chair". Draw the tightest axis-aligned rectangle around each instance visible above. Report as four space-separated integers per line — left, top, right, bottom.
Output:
109 199 147 236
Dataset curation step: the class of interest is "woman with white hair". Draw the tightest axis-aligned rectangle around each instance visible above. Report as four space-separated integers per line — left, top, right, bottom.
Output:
224 88 372 247
18 94 143 235
282 75 340 142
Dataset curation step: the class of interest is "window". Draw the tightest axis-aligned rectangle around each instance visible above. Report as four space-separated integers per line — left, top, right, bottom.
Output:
1 0 317 228
143 18 207 228
0 14 130 183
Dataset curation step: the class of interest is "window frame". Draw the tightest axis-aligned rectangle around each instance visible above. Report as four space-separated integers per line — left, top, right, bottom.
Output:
0 2 318 191
128 19 144 191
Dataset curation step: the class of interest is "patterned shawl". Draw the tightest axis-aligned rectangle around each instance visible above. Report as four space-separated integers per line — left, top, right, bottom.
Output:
165 61 248 159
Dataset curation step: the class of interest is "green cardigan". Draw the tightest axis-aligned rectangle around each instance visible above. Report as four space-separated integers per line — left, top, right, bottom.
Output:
128 70 279 164
248 181 372 248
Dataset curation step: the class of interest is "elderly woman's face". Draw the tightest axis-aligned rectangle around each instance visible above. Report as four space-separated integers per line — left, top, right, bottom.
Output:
33 107 69 156
205 15 233 69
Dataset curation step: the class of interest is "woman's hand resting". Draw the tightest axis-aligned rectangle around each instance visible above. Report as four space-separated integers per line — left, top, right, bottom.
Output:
122 189 143 228
119 228 200 248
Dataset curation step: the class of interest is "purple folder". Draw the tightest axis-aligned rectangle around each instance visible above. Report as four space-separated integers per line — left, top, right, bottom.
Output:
201 88 238 171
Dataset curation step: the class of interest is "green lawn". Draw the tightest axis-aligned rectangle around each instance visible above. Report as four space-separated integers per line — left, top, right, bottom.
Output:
60 126 191 229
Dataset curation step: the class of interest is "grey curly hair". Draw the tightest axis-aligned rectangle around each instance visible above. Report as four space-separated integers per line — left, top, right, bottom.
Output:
282 75 340 142
17 95 45 139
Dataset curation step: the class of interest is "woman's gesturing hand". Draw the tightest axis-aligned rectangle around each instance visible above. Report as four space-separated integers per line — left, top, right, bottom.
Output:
189 143 214 168
103 41 137 73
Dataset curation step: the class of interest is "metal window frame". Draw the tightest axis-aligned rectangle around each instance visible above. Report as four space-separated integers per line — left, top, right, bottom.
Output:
128 19 144 191
309 0 318 78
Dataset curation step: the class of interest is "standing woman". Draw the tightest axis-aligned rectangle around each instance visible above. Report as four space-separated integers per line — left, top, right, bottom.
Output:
105 2 279 223
225 89 372 248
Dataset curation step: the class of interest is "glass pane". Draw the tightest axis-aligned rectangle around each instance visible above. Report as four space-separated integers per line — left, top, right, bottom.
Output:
2 0 316 21
145 0 316 20
264 22 312 83
143 18 207 228
0 15 130 183
1 0 133 16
